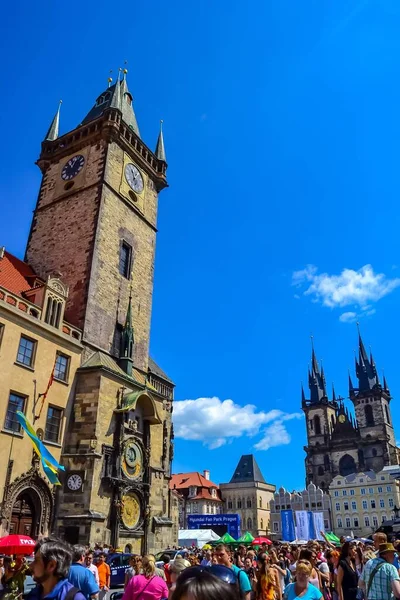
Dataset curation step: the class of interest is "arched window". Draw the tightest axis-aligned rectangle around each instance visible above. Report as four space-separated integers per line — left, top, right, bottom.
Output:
331 415 335 429
261 518 264 530
259 497 262 508
365 404 374 427
339 454 357 477
314 415 321 435
247 517 252 530
237 499 242 509
324 455 330 471
385 405 391 424
247 498 252 508
318 466 324 476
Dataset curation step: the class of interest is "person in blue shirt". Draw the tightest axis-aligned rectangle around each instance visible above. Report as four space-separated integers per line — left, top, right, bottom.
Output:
68 546 99 600
27 538 87 600
214 543 252 600
284 560 322 600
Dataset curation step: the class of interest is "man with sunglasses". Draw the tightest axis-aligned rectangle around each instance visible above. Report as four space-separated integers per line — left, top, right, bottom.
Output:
215 543 252 599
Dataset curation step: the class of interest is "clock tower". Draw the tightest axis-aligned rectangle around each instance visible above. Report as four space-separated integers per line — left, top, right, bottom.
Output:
25 71 177 551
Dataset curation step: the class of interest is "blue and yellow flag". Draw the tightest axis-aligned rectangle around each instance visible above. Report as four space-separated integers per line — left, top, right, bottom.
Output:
16 411 65 485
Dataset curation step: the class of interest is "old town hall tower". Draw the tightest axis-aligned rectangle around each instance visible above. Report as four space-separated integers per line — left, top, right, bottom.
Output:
24 71 177 551
302 333 399 490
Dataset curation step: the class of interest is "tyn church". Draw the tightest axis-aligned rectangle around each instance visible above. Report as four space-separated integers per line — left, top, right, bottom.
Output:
303 332 399 490
0 70 177 552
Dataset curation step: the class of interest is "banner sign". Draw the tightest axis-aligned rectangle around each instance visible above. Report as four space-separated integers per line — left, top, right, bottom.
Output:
295 510 309 540
281 510 296 541
187 514 241 539
307 511 316 540
313 512 325 540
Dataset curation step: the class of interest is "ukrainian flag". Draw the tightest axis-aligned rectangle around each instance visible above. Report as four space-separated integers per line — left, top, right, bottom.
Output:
16 411 65 485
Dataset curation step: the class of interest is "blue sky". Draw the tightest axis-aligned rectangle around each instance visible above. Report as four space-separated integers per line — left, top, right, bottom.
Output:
2 0 400 491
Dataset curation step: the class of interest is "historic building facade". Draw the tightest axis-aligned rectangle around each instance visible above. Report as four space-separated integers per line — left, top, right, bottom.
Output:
220 455 275 536
329 466 400 538
170 470 223 528
0 70 176 551
0 250 82 537
269 483 332 540
303 333 399 490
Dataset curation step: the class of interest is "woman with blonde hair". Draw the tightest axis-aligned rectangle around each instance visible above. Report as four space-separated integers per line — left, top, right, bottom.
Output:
284 560 322 600
122 555 168 600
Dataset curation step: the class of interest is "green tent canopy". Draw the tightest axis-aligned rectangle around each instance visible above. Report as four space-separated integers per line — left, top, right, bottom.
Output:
325 532 341 544
217 532 236 544
237 531 255 543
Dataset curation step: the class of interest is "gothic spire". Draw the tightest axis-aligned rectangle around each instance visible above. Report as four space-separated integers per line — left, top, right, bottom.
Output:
307 340 327 404
119 68 141 137
332 384 337 403
354 326 379 393
348 372 355 395
383 374 390 394
109 69 122 111
118 288 134 376
301 384 306 405
155 120 167 162
44 100 62 141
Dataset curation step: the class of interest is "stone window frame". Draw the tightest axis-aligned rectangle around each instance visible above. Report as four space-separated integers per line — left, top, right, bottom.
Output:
16 334 37 369
119 240 133 279
4 391 27 434
54 352 71 383
44 405 64 444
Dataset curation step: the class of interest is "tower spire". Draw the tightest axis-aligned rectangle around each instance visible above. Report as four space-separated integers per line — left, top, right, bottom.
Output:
306 338 327 404
44 100 62 141
118 284 134 376
155 119 167 162
354 325 379 392
332 384 337 403
348 371 354 395
110 68 122 111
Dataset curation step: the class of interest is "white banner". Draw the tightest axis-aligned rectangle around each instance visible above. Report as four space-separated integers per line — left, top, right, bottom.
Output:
313 512 325 541
295 510 309 540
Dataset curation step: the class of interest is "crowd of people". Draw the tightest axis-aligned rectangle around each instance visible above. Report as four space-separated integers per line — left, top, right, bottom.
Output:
1 533 400 600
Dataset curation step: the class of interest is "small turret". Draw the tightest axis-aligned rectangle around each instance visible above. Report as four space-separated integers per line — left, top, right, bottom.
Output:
44 100 62 141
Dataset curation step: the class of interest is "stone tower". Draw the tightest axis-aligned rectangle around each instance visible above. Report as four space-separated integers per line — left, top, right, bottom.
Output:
303 334 399 490
24 72 177 551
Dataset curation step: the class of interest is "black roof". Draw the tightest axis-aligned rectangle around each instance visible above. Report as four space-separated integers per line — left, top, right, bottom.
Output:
230 454 266 484
148 357 174 385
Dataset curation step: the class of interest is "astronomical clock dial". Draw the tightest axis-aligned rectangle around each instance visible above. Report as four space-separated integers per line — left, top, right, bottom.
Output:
121 493 141 530
121 440 143 480
125 163 144 193
66 473 83 491
61 155 85 180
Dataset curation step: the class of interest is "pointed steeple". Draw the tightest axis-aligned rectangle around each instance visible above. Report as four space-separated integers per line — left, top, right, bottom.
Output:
301 384 306 405
332 384 337 403
383 374 390 394
307 339 328 404
119 68 141 137
354 325 379 393
44 100 62 141
118 288 134 376
348 371 355 395
155 120 167 162
109 70 121 111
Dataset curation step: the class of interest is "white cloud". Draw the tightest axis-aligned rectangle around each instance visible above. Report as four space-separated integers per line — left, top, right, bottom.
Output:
339 311 358 323
173 397 302 450
292 264 400 313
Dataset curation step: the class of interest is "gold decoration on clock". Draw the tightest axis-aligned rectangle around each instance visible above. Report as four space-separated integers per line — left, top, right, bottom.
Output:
121 439 143 480
121 492 141 529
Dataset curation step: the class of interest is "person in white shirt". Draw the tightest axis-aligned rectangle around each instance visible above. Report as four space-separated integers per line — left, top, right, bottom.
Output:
85 552 100 586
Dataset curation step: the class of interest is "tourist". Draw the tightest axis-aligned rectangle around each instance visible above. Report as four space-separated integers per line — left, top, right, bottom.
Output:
215 543 252 599
68 546 99 600
284 560 322 600
96 553 110 600
372 533 387 554
124 556 142 589
336 543 358 600
359 543 400 600
200 551 212 567
298 550 321 590
256 554 281 600
122 555 168 600
27 538 86 600
168 558 188 597
85 553 99 587
171 565 241 600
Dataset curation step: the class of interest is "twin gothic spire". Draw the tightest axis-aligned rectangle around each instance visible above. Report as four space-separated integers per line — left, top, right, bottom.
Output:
42 69 166 162
303 328 390 405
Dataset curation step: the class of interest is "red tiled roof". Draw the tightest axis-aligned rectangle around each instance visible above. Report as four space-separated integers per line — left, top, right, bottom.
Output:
191 490 223 501
170 472 219 490
0 251 39 297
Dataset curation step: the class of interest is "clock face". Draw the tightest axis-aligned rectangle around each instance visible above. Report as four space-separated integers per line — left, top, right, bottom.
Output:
61 155 85 181
125 163 144 193
67 473 83 491
338 414 346 423
121 493 141 530
122 440 143 480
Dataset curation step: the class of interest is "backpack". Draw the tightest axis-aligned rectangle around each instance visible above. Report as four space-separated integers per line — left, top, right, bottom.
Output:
64 587 81 600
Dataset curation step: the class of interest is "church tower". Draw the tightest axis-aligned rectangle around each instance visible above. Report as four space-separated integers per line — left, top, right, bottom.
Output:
350 329 399 470
24 71 177 551
26 70 167 372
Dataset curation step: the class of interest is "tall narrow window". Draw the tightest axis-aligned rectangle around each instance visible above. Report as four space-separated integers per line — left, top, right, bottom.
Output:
16 336 36 367
5 393 26 432
119 241 132 278
44 298 62 328
314 415 321 435
0 323 4 349
385 405 391 424
364 404 374 426
54 353 70 382
44 406 63 443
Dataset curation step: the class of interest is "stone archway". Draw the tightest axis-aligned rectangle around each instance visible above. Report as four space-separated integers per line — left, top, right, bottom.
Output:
3 468 54 537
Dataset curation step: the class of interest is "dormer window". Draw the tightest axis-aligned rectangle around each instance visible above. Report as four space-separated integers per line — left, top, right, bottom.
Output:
42 277 68 330
189 486 197 498
44 296 63 327
210 488 217 498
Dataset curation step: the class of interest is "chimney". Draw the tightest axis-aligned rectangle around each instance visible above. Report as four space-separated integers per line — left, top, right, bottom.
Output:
203 469 210 480
0 247 5 260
